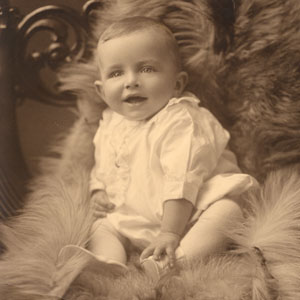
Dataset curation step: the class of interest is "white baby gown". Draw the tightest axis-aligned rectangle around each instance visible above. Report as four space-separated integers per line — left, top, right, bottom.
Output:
90 92 256 248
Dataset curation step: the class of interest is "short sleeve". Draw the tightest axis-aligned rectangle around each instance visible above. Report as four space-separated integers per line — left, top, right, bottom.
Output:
159 104 230 205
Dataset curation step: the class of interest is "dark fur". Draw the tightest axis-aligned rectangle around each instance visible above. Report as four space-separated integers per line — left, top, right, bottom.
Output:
220 0 300 181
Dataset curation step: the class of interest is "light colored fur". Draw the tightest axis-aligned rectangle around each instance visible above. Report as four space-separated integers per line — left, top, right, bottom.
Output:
228 165 300 299
0 118 97 298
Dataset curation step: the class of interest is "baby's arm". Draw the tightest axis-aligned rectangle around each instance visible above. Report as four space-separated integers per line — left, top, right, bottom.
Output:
141 198 193 267
90 168 114 218
90 164 115 218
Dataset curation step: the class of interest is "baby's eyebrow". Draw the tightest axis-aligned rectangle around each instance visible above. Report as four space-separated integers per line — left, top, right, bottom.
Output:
105 64 122 71
137 59 159 66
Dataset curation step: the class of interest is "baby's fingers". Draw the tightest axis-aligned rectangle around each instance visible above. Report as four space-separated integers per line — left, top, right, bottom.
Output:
94 201 114 212
99 199 115 210
93 210 107 218
94 194 115 211
166 247 176 268
140 246 154 261
153 246 165 261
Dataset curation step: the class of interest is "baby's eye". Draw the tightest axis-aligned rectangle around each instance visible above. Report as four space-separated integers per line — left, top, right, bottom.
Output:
108 70 123 78
140 66 155 73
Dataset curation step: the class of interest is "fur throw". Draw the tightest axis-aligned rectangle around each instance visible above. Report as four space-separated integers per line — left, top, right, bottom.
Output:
1 0 300 299
221 0 300 181
1 154 300 299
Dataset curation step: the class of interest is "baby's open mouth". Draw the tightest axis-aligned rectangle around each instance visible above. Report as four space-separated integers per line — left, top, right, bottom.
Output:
124 96 147 104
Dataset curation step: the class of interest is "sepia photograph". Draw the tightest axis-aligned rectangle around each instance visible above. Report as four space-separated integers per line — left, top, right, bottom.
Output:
0 0 300 299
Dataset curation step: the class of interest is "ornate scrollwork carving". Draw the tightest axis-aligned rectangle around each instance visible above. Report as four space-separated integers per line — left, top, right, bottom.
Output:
14 1 101 106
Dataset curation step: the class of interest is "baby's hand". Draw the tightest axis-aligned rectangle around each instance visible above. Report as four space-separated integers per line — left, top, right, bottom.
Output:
91 190 115 218
140 232 180 268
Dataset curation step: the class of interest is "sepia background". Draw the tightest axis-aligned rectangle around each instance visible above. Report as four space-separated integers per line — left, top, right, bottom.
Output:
11 0 87 174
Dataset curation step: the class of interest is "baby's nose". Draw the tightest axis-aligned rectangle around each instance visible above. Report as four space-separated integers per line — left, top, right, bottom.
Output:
125 72 139 89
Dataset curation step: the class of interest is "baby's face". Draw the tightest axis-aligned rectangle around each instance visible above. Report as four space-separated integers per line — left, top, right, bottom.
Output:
95 29 186 121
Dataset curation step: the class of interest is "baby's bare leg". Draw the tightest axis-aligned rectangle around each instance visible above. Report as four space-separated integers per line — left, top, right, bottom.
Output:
90 218 128 264
177 198 242 260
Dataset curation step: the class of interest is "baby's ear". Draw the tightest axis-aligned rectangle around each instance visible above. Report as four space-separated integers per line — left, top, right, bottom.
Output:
94 80 104 97
175 71 189 97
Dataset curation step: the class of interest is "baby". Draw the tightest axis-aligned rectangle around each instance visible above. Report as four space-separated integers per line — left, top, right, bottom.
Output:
75 16 255 281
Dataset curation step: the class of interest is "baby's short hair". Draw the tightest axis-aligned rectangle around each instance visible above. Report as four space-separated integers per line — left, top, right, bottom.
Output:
97 16 182 70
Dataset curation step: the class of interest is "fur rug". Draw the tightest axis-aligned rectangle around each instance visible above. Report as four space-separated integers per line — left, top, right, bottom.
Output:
1 159 300 299
1 0 300 299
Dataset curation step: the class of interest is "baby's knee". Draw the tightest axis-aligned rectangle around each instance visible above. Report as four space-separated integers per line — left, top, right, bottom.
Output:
209 198 243 221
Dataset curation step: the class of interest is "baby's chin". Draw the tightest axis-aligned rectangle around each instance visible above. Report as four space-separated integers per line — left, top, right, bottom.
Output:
119 109 156 121
126 110 162 121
